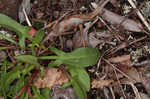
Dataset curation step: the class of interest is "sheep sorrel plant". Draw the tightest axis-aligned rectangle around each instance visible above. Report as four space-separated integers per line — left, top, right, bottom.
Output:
0 13 100 99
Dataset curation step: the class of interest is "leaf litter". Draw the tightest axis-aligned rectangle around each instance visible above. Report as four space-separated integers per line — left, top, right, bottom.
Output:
33 67 69 89
1 0 150 99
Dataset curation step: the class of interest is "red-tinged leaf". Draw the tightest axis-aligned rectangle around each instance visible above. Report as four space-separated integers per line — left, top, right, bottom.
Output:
28 27 36 36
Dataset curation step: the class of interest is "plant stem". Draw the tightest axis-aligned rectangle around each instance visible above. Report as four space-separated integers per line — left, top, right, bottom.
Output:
38 56 58 59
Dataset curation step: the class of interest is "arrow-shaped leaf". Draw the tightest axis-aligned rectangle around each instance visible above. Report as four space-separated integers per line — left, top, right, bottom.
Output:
15 55 39 66
39 47 100 67
0 14 31 49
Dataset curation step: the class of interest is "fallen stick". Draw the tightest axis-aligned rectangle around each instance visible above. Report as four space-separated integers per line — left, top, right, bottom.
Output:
128 0 150 32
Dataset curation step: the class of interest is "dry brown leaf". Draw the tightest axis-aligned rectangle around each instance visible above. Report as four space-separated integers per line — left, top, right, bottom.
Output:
91 3 143 32
142 76 150 97
102 9 143 32
140 93 150 99
108 54 131 64
91 79 113 89
119 67 142 83
33 68 69 89
0 96 4 99
126 67 142 82
88 31 112 48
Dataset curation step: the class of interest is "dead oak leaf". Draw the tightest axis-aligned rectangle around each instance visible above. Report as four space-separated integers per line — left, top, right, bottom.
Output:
33 68 69 89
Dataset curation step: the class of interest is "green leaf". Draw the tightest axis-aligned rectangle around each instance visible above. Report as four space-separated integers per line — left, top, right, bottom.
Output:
24 94 29 99
0 33 17 44
41 88 50 99
15 55 39 66
48 60 63 67
49 46 66 56
22 64 35 75
68 66 90 91
0 13 31 49
0 14 28 36
32 86 45 99
0 69 21 95
19 91 26 99
62 47 100 67
38 56 58 60
19 36 26 50
32 30 44 45
71 77 87 99
62 81 72 89
39 47 100 67
9 77 26 96
0 47 9 50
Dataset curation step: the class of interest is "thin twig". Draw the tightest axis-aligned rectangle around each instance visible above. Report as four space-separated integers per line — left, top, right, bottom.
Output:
109 86 116 99
98 16 121 41
127 82 142 99
103 58 136 82
23 7 32 26
42 11 71 30
79 24 86 47
83 17 99 41
128 0 150 32
113 66 127 98
109 36 147 55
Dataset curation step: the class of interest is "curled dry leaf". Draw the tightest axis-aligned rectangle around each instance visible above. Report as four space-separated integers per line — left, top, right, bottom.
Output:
108 54 131 64
102 9 143 32
91 79 113 89
33 68 69 89
91 3 143 32
117 67 142 84
126 67 142 82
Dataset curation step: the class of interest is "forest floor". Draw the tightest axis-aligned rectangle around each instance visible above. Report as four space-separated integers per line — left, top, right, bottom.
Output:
0 0 150 99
